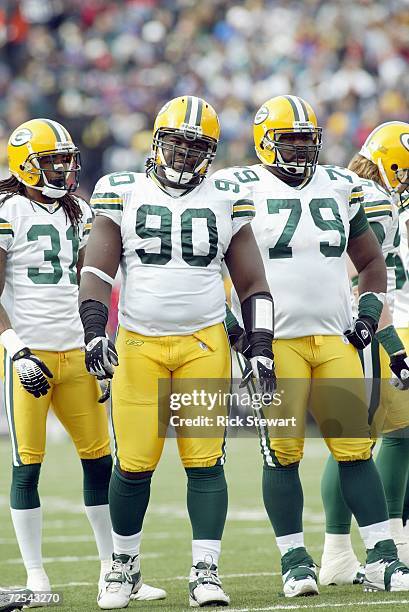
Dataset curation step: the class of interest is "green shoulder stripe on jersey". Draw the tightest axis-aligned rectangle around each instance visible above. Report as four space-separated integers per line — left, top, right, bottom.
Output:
349 205 369 239
0 218 14 236
232 199 256 218
90 192 123 211
349 186 364 205
83 221 92 236
365 210 392 219
364 199 391 210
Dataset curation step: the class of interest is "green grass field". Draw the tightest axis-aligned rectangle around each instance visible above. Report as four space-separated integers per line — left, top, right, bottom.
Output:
1 435 408 611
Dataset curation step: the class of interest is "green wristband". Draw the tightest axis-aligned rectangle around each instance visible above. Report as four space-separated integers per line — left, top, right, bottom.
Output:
358 292 384 323
376 325 405 357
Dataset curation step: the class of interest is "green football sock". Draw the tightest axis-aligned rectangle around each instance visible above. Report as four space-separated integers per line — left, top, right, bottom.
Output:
376 435 409 518
263 464 303 537
185 466 227 540
108 465 151 536
81 455 112 507
321 455 352 534
338 458 388 527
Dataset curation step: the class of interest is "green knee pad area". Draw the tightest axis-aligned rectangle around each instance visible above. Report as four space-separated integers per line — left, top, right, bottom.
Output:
185 465 228 540
11 463 41 510
81 455 113 507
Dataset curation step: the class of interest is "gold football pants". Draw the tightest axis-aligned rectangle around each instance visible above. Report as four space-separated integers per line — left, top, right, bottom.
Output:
111 323 231 472
2 348 111 465
366 327 409 435
255 335 372 466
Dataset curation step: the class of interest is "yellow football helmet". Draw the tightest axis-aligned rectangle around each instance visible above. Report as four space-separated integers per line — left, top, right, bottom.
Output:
150 96 220 191
8 118 81 198
253 95 322 181
359 121 409 203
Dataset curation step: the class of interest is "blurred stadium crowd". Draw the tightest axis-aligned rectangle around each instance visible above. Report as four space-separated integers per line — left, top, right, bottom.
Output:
0 0 408 196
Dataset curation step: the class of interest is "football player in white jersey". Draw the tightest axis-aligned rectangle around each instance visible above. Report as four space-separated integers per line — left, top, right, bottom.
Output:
320 122 409 584
79 96 275 609
0 120 164 605
215 96 409 597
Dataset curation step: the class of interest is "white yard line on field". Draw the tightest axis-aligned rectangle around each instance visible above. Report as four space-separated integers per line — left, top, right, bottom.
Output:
6 552 163 565
53 572 281 588
228 600 409 612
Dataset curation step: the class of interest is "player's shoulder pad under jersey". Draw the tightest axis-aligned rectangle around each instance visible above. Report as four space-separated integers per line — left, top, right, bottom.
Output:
320 164 364 207
90 171 140 214
209 167 256 219
360 180 393 220
0 193 27 221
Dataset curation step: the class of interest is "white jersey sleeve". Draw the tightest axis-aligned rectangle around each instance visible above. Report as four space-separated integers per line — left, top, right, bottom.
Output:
210 167 256 234
0 211 14 252
348 176 365 222
90 171 137 225
78 199 93 249
360 181 398 305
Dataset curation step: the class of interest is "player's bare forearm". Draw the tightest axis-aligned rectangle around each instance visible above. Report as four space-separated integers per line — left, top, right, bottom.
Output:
347 228 387 295
225 224 270 302
78 216 121 307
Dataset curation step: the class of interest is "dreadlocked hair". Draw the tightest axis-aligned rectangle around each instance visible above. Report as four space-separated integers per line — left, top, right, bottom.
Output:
348 153 385 188
0 176 83 228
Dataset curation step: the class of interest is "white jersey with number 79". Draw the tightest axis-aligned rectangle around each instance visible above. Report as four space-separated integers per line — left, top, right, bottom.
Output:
217 164 369 339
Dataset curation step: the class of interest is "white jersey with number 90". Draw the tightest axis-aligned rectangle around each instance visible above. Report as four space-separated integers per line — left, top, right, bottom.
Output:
91 172 255 336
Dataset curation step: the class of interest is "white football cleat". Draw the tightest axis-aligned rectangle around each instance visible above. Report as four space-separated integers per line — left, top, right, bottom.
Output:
189 561 230 607
130 583 167 601
281 547 319 598
99 558 166 602
364 539 409 592
25 569 51 607
97 553 142 609
320 549 364 586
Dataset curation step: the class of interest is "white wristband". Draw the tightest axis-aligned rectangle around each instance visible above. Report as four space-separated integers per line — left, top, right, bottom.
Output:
0 328 26 357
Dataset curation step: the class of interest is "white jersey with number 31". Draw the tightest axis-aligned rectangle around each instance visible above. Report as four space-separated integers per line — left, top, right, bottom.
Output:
0 194 92 350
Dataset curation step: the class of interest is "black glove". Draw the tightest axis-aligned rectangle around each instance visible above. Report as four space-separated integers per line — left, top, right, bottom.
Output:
240 351 277 394
390 353 409 391
85 336 118 379
344 316 377 350
12 348 52 398
228 322 250 355
249 354 277 394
